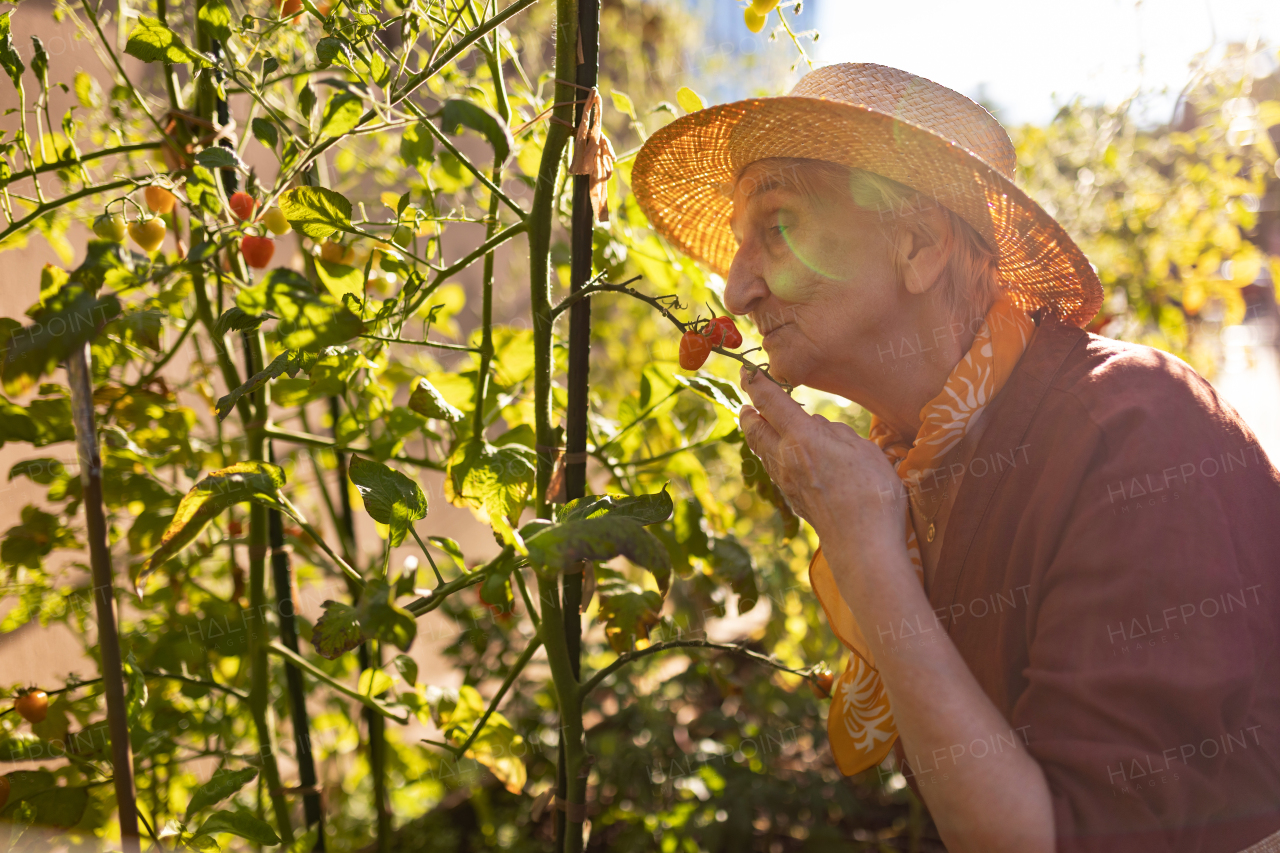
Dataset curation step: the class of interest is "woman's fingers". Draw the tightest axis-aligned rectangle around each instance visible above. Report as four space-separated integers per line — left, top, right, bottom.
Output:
739 366 808 438
739 404 781 465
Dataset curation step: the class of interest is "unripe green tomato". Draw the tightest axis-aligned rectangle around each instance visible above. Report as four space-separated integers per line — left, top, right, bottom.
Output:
263 207 292 236
392 224 414 247
751 0 780 12
93 213 127 242
743 8 767 32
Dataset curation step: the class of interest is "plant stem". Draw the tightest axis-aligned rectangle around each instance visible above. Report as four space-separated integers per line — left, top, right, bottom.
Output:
578 639 815 701
529 0 579 519
535 574 586 853
0 142 162 186
268 445 326 849
447 636 541 756
0 177 142 245
268 643 410 724
66 343 141 853
244 331 295 846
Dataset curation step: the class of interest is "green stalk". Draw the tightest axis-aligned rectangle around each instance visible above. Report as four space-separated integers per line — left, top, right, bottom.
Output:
529 0 579 518
470 35 512 441
245 330 295 846
535 574 586 853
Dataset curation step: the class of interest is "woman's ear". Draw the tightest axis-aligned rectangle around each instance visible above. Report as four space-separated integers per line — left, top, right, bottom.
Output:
893 206 951 296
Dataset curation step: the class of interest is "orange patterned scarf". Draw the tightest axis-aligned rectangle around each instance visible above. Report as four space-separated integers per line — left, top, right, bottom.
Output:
809 293 1035 776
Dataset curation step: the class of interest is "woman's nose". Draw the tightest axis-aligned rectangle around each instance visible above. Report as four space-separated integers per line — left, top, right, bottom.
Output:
724 240 770 316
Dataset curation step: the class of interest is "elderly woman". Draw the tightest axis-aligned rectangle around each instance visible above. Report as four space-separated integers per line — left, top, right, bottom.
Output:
632 64 1280 852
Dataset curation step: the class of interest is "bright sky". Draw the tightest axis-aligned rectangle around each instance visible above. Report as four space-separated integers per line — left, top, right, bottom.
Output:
814 0 1280 125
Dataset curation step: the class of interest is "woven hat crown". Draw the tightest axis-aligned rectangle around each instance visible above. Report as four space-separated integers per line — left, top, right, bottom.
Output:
630 62 1103 327
789 63 1016 179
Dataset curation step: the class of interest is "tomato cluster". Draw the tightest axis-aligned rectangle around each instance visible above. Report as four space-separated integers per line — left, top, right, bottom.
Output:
678 314 742 371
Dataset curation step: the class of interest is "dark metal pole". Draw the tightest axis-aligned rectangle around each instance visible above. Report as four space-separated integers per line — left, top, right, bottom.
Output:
67 343 141 853
558 0 601 846
328 396 389 852
268 444 326 850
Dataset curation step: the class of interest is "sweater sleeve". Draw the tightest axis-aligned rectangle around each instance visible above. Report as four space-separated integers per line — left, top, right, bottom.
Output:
1011 356 1270 853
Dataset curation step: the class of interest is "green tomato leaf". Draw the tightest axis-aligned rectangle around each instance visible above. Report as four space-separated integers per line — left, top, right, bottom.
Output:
428 535 464 566
213 306 273 339
185 768 258 821
196 0 232 42
2 505 79 568
348 456 427 546
358 578 417 652
708 536 758 613
1 283 121 396
596 568 664 654
676 86 704 113
408 376 463 423
311 578 415 659
311 600 361 659
124 16 204 65
195 146 244 172
427 685 527 794
194 809 282 847
137 462 287 592
0 13 27 89
445 441 535 544
315 36 351 68
393 654 418 686
182 165 222 217
320 92 363 137
252 117 279 149
400 121 435 169
279 186 353 241
314 258 363 302
0 783 89 827
0 391 74 449
440 99 512 164
215 349 317 421
525 516 671 583
557 486 673 526
236 269 363 351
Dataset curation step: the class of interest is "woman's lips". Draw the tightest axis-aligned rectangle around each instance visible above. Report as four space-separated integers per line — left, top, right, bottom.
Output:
762 322 790 344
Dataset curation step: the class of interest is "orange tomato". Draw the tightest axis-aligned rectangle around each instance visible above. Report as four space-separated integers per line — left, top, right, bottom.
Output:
144 185 176 214
14 689 48 724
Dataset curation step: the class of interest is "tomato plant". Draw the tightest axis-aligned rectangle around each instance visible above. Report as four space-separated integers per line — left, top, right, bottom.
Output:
0 1 854 850
1 0 1266 850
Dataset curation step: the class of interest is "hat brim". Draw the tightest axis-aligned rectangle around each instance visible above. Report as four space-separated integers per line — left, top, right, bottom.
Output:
631 96 1102 328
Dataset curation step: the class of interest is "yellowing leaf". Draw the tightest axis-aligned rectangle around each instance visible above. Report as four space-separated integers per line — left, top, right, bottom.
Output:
676 86 704 114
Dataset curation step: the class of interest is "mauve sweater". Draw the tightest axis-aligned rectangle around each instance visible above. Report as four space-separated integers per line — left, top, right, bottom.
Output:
895 310 1280 852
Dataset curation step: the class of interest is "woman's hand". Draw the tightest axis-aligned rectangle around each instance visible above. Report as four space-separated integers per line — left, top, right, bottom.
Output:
738 366 907 553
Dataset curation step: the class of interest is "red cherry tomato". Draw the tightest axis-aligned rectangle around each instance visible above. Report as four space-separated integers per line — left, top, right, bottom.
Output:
705 316 743 349
240 235 276 268
228 192 257 222
679 329 712 370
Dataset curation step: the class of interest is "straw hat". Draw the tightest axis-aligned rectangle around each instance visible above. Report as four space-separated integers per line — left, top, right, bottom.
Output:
631 63 1102 327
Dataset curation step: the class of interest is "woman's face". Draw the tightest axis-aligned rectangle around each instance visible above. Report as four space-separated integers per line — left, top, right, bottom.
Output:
723 161 904 391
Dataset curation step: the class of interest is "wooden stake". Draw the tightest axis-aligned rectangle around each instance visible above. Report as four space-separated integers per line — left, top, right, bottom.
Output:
66 342 141 853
